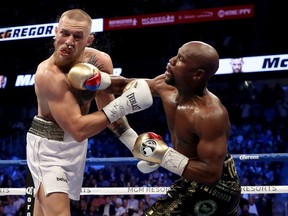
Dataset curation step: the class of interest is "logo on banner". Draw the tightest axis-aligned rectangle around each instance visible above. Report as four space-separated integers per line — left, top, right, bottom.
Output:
0 24 55 40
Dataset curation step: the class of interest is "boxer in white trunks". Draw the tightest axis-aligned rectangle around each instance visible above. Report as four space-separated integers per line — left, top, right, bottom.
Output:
26 9 153 216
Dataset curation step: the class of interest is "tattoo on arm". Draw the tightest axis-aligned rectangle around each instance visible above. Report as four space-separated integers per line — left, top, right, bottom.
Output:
88 56 128 136
110 117 131 138
88 55 105 71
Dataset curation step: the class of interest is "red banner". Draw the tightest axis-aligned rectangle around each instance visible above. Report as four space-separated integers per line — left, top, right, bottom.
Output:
104 4 254 31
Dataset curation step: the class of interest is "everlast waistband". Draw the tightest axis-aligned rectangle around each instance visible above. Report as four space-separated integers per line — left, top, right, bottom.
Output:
28 116 64 141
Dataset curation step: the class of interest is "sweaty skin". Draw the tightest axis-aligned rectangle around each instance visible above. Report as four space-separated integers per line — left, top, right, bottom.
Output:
107 41 229 185
30 9 132 216
105 41 240 215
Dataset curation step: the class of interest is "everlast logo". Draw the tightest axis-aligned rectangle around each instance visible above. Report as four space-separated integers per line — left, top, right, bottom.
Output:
57 177 68 183
262 57 288 69
126 92 141 111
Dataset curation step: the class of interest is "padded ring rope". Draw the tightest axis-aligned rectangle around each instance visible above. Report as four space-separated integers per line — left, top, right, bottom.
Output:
0 153 288 196
1 186 288 196
0 153 287 166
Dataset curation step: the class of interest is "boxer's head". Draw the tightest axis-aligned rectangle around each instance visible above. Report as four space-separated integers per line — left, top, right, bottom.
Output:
53 9 94 71
165 41 219 93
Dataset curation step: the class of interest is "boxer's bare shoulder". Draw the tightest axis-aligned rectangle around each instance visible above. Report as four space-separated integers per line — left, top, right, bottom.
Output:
84 47 113 73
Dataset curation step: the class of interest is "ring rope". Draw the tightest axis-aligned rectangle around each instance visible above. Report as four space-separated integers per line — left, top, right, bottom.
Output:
1 186 288 196
0 153 287 166
1 153 287 196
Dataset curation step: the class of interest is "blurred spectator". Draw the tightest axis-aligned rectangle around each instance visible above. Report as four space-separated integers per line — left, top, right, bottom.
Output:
263 163 274 184
97 196 116 216
77 197 89 216
247 195 259 216
132 199 146 216
97 174 110 187
0 75 7 88
3 195 17 216
240 203 257 216
0 200 4 216
91 195 106 210
116 172 128 187
13 195 24 213
114 197 126 216
85 204 98 216
127 195 139 211
254 194 273 216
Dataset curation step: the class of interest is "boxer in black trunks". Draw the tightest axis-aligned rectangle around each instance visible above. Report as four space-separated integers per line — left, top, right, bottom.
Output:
143 152 240 215
104 41 241 215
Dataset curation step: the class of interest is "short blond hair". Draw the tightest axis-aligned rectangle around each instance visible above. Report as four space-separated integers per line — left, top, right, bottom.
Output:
59 9 92 32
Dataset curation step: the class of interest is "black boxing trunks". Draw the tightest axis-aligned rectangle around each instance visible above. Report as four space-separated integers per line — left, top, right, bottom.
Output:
143 152 241 216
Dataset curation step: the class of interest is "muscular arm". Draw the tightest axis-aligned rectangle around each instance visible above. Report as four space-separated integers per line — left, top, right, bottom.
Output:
36 65 110 142
106 73 169 97
85 49 135 138
36 49 153 142
182 107 230 185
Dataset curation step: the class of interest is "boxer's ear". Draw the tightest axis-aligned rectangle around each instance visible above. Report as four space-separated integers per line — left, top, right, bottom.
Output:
193 68 205 80
86 34 94 46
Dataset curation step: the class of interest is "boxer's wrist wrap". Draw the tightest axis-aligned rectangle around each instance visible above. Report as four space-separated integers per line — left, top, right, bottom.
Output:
161 148 189 176
119 128 138 151
98 72 111 90
102 103 125 123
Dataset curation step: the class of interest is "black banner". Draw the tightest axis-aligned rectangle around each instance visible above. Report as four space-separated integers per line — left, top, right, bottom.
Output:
25 166 34 216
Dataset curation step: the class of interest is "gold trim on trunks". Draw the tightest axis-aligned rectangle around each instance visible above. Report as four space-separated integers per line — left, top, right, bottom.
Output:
28 116 64 141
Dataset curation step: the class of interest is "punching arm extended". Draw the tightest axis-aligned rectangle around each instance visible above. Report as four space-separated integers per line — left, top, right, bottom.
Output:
102 79 153 123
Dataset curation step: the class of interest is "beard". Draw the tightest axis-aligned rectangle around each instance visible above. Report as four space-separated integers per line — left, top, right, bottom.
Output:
53 50 79 74
165 75 176 86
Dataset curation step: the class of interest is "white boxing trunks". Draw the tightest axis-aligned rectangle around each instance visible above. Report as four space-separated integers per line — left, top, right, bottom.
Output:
26 115 88 201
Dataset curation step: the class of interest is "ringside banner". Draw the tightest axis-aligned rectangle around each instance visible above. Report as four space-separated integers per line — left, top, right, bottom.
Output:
6 54 288 88
0 4 253 41
104 4 254 30
0 19 103 41
217 54 288 75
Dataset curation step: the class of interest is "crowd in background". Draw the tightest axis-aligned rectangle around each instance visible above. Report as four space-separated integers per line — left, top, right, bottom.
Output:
0 0 287 215
0 80 288 215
